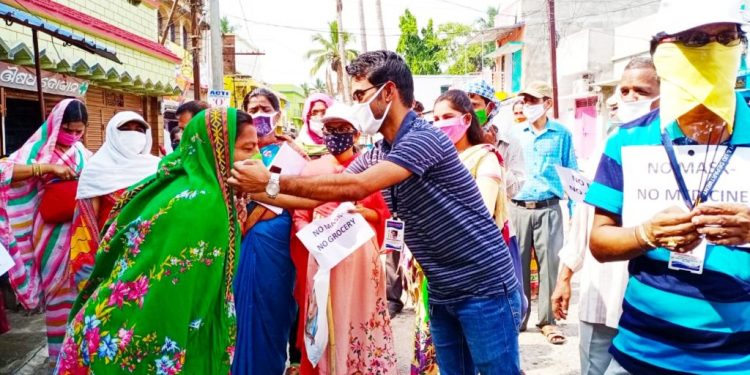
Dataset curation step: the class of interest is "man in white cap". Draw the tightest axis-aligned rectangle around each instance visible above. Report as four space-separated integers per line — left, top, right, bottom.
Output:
587 1 750 374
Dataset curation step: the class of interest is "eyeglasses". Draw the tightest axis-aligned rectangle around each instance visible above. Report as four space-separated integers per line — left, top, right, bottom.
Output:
657 28 744 48
351 83 384 103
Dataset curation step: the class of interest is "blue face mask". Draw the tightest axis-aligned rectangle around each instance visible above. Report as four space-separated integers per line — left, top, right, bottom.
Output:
324 133 355 155
253 113 276 137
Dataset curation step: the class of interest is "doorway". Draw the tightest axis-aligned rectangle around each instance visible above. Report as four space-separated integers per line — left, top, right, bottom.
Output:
3 98 42 155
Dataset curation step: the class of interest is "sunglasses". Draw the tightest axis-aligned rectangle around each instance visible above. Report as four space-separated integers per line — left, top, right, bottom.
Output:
652 27 745 53
351 83 385 103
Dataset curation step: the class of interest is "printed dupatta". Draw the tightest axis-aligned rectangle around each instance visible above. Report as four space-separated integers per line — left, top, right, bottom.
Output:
56 108 241 375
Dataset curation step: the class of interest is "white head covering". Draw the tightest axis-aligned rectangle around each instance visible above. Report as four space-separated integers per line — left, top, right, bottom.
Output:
77 111 160 199
322 102 361 131
656 0 748 35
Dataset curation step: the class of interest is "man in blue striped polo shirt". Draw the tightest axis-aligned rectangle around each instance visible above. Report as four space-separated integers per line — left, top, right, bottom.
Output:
230 51 522 373
587 1 750 373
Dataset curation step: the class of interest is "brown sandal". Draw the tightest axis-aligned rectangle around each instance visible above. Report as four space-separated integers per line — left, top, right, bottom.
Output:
541 325 567 345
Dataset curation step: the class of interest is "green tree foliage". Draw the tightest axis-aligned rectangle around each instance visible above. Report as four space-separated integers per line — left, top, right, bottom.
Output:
300 83 312 97
476 6 499 29
305 21 358 95
441 22 496 75
396 9 446 75
313 78 327 93
441 5 499 75
221 17 236 34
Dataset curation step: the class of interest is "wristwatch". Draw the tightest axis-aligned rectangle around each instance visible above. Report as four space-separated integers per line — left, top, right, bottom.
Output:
266 172 281 199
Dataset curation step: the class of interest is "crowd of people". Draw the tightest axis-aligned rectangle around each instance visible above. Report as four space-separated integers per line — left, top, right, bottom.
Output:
1 0 750 374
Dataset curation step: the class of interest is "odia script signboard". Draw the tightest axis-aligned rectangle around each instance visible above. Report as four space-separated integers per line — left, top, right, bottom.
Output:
0 62 88 97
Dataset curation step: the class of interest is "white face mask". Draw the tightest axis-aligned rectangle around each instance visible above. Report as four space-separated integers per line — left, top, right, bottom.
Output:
522 103 547 124
118 130 148 154
351 85 392 136
309 119 325 137
616 96 659 124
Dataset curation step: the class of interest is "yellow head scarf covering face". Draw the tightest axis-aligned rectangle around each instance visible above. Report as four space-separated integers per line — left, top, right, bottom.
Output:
653 41 742 133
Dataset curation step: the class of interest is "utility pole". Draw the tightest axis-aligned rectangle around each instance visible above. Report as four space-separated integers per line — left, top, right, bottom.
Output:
547 0 559 119
336 0 351 103
190 0 202 101
358 0 367 52
160 0 180 45
208 0 223 90
375 0 386 50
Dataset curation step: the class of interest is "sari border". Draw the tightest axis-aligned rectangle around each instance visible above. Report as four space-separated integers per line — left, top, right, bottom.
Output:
205 108 237 301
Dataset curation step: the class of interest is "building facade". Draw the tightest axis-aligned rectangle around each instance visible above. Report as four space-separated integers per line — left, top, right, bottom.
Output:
272 84 305 129
487 0 659 162
0 0 181 155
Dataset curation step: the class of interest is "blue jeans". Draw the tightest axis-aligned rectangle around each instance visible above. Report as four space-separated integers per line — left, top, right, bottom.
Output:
429 288 523 375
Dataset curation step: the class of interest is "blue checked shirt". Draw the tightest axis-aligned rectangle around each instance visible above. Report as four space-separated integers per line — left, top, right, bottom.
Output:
513 119 578 201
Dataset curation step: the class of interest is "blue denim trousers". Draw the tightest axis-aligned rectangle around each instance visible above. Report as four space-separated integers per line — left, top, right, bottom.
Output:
429 287 523 375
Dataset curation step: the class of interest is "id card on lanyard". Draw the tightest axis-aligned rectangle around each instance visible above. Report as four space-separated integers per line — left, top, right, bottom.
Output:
660 132 736 274
383 185 405 252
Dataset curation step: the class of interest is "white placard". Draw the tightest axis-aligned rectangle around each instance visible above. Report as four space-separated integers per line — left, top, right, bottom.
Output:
555 165 591 203
621 145 750 227
0 243 13 276
207 90 231 108
297 202 376 367
296 202 376 270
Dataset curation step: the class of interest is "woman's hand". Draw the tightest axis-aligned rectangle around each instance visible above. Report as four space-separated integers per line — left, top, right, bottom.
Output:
46 164 77 180
692 203 750 246
348 203 379 223
643 206 701 252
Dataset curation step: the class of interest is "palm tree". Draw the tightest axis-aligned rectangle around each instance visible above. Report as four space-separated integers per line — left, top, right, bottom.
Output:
358 0 368 52
476 6 499 29
305 21 358 99
313 78 327 93
221 17 236 34
375 0 387 49
301 83 312 97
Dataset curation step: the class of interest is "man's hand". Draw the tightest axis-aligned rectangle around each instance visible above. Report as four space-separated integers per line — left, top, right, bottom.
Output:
644 206 701 253
692 203 750 246
551 266 573 320
228 160 271 194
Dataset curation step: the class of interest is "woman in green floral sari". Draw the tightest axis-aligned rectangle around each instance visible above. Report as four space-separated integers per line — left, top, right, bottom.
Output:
54 108 260 374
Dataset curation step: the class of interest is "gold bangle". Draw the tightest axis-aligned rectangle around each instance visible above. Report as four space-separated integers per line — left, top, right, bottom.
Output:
638 224 657 249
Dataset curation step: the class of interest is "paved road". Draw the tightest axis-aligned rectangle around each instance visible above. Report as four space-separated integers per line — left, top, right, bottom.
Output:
2 283 581 375
390 283 581 374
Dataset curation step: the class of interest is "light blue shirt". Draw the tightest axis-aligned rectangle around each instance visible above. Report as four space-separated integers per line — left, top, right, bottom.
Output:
514 119 577 201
